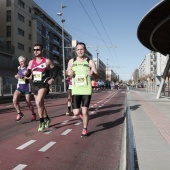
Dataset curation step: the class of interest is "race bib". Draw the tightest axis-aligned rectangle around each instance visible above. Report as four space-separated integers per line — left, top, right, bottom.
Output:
75 75 87 86
18 78 25 84
33 71 42 81
68 85 72 89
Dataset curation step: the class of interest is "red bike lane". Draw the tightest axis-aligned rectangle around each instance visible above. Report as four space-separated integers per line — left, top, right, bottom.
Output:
0 89 126 170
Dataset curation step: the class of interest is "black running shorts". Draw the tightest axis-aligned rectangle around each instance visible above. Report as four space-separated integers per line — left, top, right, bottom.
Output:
32 83 49 95
72 95 91 109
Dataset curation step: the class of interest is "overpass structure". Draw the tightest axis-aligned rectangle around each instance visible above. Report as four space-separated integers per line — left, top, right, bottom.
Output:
137 0 170 99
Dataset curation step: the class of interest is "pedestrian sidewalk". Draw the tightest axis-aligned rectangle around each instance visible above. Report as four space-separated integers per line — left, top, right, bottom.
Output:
127 89 170 170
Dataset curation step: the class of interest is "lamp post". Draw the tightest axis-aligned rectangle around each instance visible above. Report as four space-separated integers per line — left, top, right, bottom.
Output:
57 3 67 93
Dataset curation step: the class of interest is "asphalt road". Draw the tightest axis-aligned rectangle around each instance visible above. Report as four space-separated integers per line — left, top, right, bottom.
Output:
0 89 126 170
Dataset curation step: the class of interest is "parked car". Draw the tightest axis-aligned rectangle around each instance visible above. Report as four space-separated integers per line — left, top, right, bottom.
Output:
138 83 144 88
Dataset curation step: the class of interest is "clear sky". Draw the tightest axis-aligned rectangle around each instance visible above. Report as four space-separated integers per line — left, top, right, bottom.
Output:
34 0 160 80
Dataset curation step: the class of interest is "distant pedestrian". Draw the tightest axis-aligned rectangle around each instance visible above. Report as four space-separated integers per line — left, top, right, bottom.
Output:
115 81 119 90
13 55 36 122
67 42 98 137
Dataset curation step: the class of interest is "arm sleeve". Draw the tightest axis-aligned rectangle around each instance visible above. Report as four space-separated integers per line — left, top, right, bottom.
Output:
51 65 58 79
25 69 31 77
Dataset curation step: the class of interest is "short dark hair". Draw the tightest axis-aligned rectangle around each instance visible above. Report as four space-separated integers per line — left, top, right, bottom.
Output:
34 44 43 50
76 42 87 50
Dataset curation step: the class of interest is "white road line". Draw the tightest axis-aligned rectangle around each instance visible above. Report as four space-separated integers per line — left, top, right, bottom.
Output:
74 122 81 125
5 105 13 107
90 111 95 115
61 129 72 135
16 140 36 150
61 120 69 125
72 115 77 118
12 164 27 170
38 141 56 152
44 127 56 134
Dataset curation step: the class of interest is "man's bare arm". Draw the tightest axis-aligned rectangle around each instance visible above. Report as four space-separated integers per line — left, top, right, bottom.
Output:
66 59 74 77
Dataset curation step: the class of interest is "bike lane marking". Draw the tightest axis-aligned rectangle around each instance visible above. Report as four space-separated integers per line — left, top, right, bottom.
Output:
16 140 36 150
61 129 72 135
38 141 56 152
12 164 27 170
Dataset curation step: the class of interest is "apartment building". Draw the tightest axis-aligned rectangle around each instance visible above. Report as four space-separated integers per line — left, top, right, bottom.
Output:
139 51 168 80
93 57 106 80
0 0 72 87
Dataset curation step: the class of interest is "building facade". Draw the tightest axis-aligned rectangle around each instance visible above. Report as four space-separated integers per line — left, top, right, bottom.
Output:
139 51 168 83
0 0 72 88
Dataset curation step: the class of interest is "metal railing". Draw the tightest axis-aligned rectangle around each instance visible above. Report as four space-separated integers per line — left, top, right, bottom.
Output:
0 84 62 96
145 82 170 97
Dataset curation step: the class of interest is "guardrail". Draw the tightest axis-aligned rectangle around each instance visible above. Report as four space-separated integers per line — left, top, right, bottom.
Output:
0 84 62 96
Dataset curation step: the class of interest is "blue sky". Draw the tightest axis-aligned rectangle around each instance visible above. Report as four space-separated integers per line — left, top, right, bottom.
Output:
34 0 160 80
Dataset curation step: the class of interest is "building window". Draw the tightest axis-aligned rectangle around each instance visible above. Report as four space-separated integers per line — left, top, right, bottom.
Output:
28 34 31 40
18 13 25 22
7 0 11 7
37 22 42 34
18 28 24 36
29 20 31 26
46 40 50 51
29 7 31 13
6 41 11 45
18 0 25 8
28 47 31 53
6 10 11 22
6 26 11 37
18 43 24 50
46 29 50 39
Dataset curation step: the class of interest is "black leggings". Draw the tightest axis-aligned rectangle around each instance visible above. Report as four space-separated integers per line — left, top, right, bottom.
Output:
72 95 91 109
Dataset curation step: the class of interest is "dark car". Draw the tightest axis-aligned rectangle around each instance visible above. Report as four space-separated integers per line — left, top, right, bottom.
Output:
138 83 144 88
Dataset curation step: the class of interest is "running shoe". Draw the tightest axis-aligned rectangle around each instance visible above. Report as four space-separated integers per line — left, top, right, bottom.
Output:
66 111 72 116
16 112 24 122
81 128 88 137
38 122 45 132
31 114 36 122
44 118 51 128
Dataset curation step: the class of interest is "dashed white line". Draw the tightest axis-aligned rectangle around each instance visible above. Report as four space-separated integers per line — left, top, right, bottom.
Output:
61 129 72 135
12 164 27 170
74 122 82 125
38 141 56 152
61 120 69 125
44 127 56 134
5 105 13 107
16 140 36 150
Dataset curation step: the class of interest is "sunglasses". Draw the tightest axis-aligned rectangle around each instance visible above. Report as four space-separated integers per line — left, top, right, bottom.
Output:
33 49 41 51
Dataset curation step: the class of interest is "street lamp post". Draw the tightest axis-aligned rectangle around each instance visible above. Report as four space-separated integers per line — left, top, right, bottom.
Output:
57 3 67 93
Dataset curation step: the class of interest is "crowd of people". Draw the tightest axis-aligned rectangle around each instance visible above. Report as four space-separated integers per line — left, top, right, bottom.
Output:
13 42 98 137
13 42 119 137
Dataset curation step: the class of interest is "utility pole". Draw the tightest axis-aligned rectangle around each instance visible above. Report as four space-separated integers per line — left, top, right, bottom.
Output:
57 3 67 92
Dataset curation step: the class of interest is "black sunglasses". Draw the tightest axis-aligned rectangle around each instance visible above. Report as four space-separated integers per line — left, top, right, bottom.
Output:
33 49 41 51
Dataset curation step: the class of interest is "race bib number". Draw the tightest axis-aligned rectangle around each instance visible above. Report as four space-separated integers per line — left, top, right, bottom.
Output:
68 85 72 89
33 71 42 81
18 78 25 84
75 75 87 86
